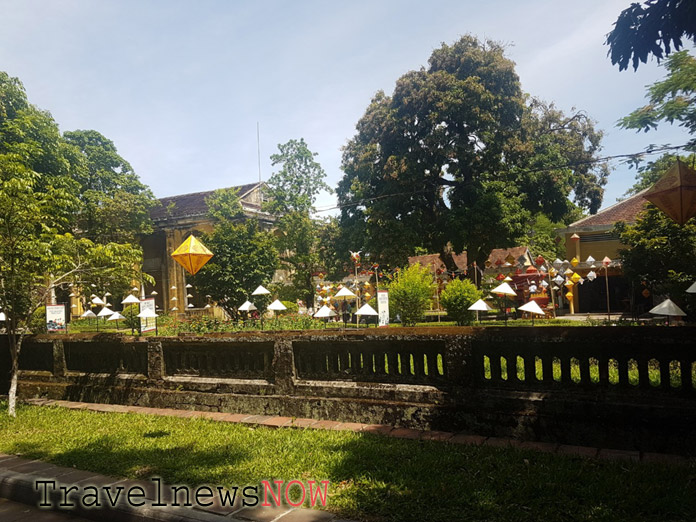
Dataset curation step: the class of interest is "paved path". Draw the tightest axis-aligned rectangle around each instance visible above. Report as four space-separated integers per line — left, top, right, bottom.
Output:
0 498 93 521
24 399 691 465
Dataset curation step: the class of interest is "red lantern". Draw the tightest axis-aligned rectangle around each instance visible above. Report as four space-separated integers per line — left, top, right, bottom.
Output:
535 255 545 266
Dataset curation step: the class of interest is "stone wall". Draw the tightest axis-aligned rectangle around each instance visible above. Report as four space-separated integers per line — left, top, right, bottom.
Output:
2 327 696 454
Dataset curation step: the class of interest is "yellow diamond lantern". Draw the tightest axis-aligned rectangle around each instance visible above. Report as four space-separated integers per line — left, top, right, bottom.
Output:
171 235 213 275
571 272 581 284
565 291 574 300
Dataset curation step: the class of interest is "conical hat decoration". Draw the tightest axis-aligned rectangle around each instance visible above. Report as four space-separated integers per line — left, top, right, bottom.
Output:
643 160 696 225
171 235 213 275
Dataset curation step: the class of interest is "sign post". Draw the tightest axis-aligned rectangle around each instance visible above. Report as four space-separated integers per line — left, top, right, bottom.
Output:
46 304 67 333
140 298 157 334
377 290 389 328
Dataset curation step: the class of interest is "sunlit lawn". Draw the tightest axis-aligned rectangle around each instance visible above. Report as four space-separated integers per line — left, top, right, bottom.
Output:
0 403 694 521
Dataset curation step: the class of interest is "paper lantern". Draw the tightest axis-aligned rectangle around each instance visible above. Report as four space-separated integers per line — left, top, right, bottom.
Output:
602 256 612 267
171 235 214 275
564 280 574 289
540 280 549 288
586 255 595 265
496 273 505 281
586 270 597 281
571 257 579 267
643 160 696 225
570 233 580 241
571 272 581 283
642 288 651 298
528 285 538 293
553 275 564 285
565 291 574 300
535 255 545 266
564 268 574 276
553 258 563 269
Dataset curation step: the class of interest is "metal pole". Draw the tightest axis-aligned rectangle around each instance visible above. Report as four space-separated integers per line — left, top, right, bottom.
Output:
605 267 611 322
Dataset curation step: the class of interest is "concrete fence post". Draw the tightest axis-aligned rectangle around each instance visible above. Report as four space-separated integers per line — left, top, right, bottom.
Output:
147 339 164 382
52 339 66 378
273 338 295 395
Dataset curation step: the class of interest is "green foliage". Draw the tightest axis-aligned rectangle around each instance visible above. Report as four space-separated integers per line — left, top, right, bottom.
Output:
0 71 151 415
337 36 607 268
280 300 299 314
205 187 244 222
387 264 435 326
63 130 157 243
440 279 482 326
191 218 278 318
263 138 332 215
27 306 47 334
606 0 696 71
263 139 331 304
619 51 696 147
615 205 696 314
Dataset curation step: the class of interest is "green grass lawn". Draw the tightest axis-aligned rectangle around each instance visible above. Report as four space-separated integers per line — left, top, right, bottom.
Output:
0 403 694 521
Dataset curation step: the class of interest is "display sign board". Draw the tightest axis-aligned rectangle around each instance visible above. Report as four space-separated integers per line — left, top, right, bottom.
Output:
46 304 67 332
377 290 389 327
140 298 156 333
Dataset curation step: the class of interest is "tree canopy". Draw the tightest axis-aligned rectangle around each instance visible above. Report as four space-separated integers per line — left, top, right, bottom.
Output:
618 50 696 148
191 188 278 317
64 129 157 243
263 139 331 305
606 0 696 71
337 36 607 269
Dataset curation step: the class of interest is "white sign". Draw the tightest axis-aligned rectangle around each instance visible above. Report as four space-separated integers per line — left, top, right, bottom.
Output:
140 298 156 333
46 304 67 332
377 290 389 328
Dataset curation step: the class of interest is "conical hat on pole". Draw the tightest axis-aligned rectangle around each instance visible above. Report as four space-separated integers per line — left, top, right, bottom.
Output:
268 299 287 311
97 307 114 317
314 305 337 318
239 300 257 311
643 160 696 225
649 299 686 316
686 281 696 294
334 287 357 299
518 300 545 315
80 310 96 318
491 282 517 296
171 235 214 275
468 299 492 311
251 285 271 296
356 303 378 316
107 312 126 321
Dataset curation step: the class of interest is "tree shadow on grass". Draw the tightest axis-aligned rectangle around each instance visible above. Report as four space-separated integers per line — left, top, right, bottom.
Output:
322 434 696 522
6 435 251 487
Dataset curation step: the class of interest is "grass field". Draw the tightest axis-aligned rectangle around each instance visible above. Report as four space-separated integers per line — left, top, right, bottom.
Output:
0 403 694 521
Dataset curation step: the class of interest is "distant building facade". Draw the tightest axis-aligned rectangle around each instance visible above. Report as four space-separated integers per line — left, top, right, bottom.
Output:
141 182 273 315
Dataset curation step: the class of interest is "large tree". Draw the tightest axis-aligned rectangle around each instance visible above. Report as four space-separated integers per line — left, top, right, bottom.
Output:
263 139 331 305
191 188 278 317
337 36 607 270
615 205 696 314
0 72 150 416
63 129 157 243
618 50 696 148
606 0 696 71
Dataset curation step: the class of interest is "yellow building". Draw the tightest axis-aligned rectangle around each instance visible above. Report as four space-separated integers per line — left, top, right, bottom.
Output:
557 190 652 314
141 182 274 316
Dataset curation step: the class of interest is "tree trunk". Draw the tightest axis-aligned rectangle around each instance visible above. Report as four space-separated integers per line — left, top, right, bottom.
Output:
7 337 21 417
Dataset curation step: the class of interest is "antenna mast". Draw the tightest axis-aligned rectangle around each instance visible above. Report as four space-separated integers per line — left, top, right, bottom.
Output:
257 122 261 183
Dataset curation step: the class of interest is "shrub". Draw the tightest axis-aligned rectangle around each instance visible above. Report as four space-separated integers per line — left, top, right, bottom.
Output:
387 264 435 326
440 278 482 326
280 300 299 314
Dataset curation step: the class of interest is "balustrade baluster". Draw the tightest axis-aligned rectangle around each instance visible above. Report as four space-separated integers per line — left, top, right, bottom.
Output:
542 356 553 385
659 359 670 389
638 356 649 389
579 357 590 385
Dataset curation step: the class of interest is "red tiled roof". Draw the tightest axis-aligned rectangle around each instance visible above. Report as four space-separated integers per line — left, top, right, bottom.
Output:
486 246 531 266
151 183 262 221
569 190 649 228
408 252 468 273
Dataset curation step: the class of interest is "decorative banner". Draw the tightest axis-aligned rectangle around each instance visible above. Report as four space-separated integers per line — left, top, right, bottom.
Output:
46 304 67 332
140 298 156 333
377 290 390 328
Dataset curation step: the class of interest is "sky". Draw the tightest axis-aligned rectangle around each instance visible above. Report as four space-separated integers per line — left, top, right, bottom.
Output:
0 0 692 214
